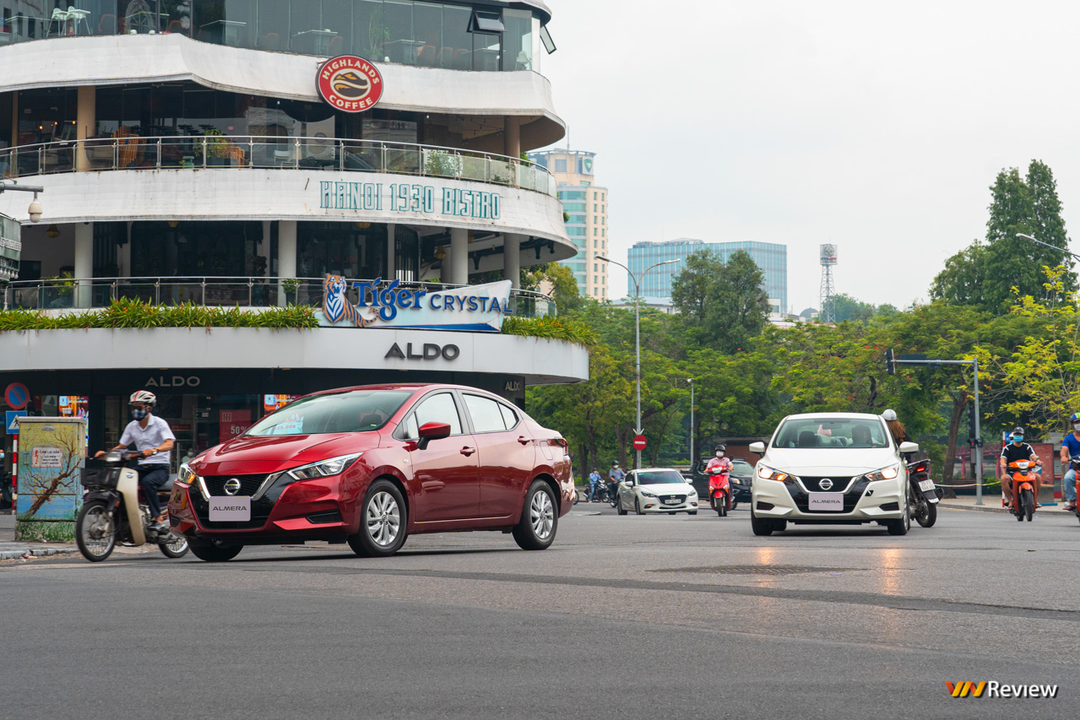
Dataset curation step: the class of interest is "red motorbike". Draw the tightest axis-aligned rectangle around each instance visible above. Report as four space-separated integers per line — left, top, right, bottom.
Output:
709 466 732 517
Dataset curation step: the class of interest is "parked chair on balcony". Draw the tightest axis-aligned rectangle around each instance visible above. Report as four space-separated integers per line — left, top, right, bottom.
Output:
438 46 454 68
326 34 342 56
453 48 471 70
416 44 436 66
166 19 185 35
98 13 117 35
259 32 280 50
113 127 143 169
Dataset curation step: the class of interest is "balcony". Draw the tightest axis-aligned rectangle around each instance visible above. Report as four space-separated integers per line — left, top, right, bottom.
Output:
0 136 557 197
1 276 557 319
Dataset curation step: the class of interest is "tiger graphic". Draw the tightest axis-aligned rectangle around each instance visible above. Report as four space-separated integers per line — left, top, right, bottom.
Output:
322 274 375 327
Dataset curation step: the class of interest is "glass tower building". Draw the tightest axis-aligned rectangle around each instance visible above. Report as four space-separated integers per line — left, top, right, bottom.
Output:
628 239 788 314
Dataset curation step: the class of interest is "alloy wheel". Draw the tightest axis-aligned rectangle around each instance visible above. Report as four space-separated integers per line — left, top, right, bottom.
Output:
366 491 401 547
530 488 555 540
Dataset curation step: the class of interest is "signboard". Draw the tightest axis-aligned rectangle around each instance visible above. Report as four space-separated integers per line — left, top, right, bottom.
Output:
5 382 30 410
6 410 26 435
319 181 501 221
263 395 296 413
633 435 647 451
820 244 838 266
15 417 86 542
317 276 511 332
219 410 252 445
316 55 384 113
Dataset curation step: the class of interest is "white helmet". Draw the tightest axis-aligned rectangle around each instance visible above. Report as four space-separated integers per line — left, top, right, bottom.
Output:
129 390 157 407
882 409 897 422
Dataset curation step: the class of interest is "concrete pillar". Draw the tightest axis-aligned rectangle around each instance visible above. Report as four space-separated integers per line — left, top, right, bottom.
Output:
386 223 396 280
261 221 271 277
503 117 521 159
449 227 468 285
76 86 96 172
503 233 522 289
74 222 93 308
277 220 297 306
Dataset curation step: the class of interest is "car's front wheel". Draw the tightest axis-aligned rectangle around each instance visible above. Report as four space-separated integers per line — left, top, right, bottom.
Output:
750 508 773 536
616 494 628 515
189 539 243 562
349 479 408 557
513 480 558 550
886 501 910 536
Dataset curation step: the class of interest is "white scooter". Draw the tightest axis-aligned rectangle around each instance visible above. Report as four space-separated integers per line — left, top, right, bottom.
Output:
75 450 189 562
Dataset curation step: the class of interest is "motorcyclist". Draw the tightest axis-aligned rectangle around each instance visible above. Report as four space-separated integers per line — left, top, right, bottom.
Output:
588 468 603 503
608 462 625 500
95 391 175 525
1059 413 1080 512
882 409 907 446
999 426 1040 510
705 445 733 510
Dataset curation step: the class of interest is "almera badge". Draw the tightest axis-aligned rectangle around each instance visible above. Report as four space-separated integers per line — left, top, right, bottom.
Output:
317 56 383 113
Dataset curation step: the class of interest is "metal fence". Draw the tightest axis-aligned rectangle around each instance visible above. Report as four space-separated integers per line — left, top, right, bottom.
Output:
0 136 558 197
1 276 556 318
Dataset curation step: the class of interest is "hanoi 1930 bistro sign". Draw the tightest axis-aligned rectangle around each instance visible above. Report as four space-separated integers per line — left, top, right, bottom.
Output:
317 275 512 332
316 56 384 113
320 181 501 220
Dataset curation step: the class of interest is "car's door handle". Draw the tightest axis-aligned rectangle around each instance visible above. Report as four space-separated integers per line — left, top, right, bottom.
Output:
460 446 476 456
517 436 530 446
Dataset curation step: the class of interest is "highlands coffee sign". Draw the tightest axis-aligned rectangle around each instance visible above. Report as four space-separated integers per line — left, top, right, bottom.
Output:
317 56 384 113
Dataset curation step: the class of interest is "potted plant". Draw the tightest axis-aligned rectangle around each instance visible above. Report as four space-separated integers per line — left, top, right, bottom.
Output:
281 278 301 305
193 129 235 166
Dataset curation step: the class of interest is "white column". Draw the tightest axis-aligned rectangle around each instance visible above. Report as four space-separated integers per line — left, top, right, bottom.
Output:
277 220 297 306
386 223 396 280
503 233 522 289
74 223 93 308
450 227 468 284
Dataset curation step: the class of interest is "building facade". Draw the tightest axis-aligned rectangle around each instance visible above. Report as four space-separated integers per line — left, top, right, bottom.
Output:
627 238 787 314
0 0 587 465
527 148 607 300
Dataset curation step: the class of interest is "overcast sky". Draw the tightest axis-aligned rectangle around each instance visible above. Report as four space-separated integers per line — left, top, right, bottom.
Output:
538 0 1080 312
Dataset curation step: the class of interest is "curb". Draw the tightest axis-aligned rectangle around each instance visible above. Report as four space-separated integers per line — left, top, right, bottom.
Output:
0 546 79 561
938 502 1069 516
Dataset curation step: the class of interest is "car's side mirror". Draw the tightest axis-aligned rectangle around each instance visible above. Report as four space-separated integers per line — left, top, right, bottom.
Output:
899 441 919 454
749 442 766 455
416 421 451 450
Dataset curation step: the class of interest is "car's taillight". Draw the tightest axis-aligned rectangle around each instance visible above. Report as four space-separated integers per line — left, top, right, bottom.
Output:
555 438 568 453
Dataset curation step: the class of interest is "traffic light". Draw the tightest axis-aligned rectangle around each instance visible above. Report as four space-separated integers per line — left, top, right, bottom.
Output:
885 349 896 376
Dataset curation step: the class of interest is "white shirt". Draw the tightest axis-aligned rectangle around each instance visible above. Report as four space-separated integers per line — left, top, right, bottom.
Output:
119 415 175 466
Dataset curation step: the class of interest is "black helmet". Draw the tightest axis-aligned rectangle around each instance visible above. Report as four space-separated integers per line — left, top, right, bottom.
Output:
714 444 726 453
1012 426 1025 437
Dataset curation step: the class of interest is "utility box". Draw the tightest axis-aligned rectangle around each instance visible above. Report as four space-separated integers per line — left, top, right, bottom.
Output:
15 417 86 543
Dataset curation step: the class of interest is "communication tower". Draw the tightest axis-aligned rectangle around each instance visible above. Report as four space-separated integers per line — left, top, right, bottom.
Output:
819 244 837 322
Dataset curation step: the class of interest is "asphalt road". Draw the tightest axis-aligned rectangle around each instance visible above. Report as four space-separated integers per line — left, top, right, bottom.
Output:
2 505 1079 719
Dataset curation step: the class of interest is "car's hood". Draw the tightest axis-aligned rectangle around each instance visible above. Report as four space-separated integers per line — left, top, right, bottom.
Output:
638 483 695 494
193 433 378 476
762 448 900 476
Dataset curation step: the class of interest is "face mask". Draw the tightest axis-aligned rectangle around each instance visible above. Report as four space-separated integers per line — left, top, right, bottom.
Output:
1013 436 1023 443
716 451 724 457
131 408 148 420
1073 424 1080 432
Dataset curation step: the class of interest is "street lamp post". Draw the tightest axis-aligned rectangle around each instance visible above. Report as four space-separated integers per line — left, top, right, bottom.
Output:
688 378 695 470
597 255 680 469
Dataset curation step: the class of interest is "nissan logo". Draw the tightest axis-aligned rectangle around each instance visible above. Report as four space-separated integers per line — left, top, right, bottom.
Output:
224 478 242 496
819 478 834 491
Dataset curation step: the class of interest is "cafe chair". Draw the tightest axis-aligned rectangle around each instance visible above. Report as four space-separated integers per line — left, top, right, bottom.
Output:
259 32 280 50
326 34 342 55
98 13 117 35
416 44 436 66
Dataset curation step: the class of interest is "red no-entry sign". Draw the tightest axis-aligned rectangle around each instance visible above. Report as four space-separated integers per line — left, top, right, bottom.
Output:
633 434 647 451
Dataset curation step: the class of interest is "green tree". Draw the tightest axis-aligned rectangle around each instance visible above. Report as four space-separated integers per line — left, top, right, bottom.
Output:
821 293 875 323
930 241 989 307
671 249 770 353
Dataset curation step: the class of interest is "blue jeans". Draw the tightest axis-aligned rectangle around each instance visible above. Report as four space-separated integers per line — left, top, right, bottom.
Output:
1065 469 1077 504
588 480 601 501
138 464 169 518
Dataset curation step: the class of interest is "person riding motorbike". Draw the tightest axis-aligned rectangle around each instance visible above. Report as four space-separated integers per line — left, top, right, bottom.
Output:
1060 413 1080 512
588 468 603 503
705 445 733 511
882 409 907 446
999 426 1041 510
608 462 626 500
95 391 175 526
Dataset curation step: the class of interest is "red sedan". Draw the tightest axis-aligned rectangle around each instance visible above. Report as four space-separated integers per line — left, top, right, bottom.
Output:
168 384 573 561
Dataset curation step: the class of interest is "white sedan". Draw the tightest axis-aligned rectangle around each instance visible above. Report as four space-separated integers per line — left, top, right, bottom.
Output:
616 469 699 515
750 412 918 536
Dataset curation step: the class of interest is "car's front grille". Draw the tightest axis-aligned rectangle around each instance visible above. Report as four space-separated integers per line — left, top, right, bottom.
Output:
786 477 871 513
800 476 855 492
203 474 267 497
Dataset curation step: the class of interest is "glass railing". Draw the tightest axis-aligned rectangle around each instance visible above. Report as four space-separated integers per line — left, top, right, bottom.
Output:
0 1 542 73
1 276 556 318
0 136 558 197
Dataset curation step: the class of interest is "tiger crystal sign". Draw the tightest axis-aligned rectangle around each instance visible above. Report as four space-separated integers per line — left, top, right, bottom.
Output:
316 276 512 332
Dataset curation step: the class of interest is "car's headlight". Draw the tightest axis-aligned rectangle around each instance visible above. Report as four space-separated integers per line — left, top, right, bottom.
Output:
865 466 900 482
757 465 790 482
286 453 364 481
640 490 658 498
688 488 697 496
177 463 196 485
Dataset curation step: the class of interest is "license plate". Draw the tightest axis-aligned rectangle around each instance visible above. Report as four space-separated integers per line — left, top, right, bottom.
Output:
663 496 680 504
209 496 250 521
918 479 935 493
808 492 844 511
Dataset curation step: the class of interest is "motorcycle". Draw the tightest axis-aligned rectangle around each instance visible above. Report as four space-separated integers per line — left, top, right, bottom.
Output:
708 466 732 517
906 458 941 528
1005 459 1041 522
1069 456 1080 526
75 450 189 562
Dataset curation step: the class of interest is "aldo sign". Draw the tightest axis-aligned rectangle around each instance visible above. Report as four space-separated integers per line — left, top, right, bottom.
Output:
385 343 460 361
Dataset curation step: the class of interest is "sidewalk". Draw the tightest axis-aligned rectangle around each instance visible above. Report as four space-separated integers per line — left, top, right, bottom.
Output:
939 494 1074 515
0 511 79 561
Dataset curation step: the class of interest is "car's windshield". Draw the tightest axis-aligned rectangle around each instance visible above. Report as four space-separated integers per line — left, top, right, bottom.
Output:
635 470 685 485
773 417 889 449
245 390 412 437
731 460 753 475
